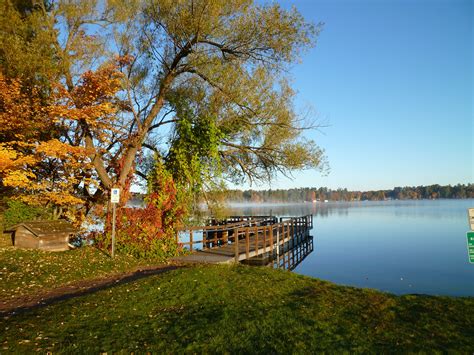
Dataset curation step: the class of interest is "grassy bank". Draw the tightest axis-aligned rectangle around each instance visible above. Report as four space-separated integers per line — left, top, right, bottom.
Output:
1 264 473 353
0 246 161 300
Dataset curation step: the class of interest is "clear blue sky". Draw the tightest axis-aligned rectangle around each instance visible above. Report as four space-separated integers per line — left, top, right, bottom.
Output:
249 0 473 191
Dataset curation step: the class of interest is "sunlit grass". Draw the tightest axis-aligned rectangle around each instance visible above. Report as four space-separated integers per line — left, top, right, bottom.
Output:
0 245 160 299
1 264 473 353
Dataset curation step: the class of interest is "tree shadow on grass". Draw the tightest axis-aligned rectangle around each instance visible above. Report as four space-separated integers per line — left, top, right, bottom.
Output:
0 265 183 317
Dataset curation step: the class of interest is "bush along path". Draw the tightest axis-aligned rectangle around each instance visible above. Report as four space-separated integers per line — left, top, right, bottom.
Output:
1 264 473 353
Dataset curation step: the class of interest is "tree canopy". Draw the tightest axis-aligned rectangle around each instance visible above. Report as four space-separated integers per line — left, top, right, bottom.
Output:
0 0 326 220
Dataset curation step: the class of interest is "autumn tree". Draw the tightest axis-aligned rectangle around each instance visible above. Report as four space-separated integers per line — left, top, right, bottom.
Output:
0 64 125 221
2 0 327 217
0 0 61 220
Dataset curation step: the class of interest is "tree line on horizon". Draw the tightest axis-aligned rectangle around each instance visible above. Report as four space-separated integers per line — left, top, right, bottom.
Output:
217 183 474 202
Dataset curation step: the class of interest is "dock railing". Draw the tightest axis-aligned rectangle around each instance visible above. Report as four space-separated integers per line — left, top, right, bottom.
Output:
177 214 313 262
177 216 277 251
232 215 312 262
207 215 278 226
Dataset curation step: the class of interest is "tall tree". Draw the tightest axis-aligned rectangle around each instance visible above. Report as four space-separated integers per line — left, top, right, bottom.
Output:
2 0 327 215
108 0 326 199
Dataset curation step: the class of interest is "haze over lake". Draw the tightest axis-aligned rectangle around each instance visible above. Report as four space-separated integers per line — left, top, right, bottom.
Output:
227 199 474 296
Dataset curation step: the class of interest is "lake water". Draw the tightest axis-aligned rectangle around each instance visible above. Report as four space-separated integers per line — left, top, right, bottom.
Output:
227 199 474 296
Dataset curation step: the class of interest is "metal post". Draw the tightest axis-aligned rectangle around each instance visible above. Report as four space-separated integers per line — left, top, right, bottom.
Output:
111 202 116 258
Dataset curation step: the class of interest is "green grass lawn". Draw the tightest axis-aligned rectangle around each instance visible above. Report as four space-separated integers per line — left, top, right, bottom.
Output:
1 264 473 353
0 246 161 300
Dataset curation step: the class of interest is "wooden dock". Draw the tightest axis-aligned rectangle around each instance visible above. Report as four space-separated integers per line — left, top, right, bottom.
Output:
173 215 313 264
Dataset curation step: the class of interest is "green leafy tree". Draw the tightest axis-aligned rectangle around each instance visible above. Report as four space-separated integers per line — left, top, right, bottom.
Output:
99 0 325 200
0 0 57 86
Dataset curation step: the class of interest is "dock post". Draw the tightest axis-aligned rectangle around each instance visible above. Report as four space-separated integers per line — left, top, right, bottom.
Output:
288 221 291 246
256 226 260 256
299 217 302 242
245 228 250 259
270 226 274 254
290 219 293 249
214 230 219 247
276 225 280 267
234 228 239 262
263 226 267 254
223 230 228 245
296 218 299 244
190 230 193 251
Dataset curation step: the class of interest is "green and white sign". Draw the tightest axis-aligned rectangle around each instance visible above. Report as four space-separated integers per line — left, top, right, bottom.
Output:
467 232 474 264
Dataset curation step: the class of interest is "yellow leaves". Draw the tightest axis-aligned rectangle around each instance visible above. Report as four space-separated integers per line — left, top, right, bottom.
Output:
36 140 86 160
0 145 18 171
1 138 88 208
22 192 84 207
2 170 36 189
0 145 37 172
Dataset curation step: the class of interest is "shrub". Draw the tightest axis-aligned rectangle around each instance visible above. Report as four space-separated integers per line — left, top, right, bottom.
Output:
94 161 187 260
1 199 51 230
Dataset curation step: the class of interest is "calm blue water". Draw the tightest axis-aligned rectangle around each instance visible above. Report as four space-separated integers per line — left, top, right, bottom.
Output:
228 199 474 296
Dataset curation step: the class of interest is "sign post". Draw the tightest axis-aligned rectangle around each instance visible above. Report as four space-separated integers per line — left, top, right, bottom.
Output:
111 188 120 258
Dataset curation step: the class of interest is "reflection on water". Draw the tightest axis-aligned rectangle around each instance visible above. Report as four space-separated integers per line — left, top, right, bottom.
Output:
228 199 470 220
229 199 474 296
243 236 314 271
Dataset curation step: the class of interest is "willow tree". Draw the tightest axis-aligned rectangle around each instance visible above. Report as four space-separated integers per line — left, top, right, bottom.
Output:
107 0 326 198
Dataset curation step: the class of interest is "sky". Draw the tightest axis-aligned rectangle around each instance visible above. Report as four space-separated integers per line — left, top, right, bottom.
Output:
246 0 473 191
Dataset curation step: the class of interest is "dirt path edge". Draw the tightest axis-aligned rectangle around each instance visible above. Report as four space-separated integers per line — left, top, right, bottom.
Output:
0 263 185 316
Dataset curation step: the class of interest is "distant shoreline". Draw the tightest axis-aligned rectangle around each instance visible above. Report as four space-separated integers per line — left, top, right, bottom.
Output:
224 198 474 206
127 197 474 208
128 183 473 204
219 184 474 203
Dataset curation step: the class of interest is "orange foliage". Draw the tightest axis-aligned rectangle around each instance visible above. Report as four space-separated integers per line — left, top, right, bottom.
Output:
49 64 123 141
0 63 124 219
0 75 49 142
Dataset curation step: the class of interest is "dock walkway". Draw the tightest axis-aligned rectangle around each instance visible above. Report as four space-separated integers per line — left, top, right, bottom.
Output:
173 215 313 264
